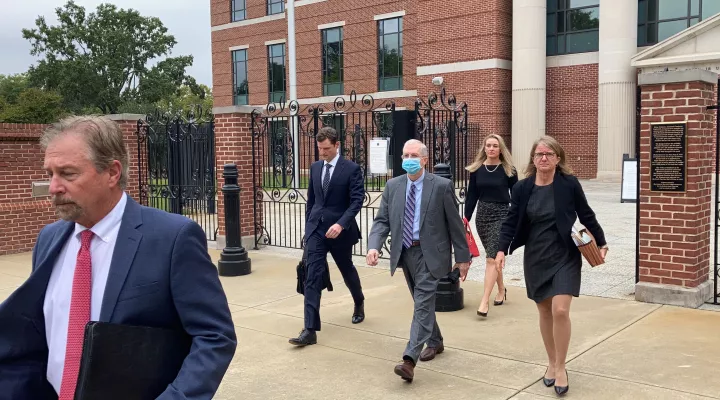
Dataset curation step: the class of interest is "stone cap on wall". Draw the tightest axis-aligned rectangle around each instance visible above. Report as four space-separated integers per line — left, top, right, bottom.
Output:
213 105 264 115
104 113 146 121
638 68 719 85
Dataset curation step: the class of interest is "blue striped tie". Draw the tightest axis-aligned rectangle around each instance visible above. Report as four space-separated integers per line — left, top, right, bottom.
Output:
403 183 416 248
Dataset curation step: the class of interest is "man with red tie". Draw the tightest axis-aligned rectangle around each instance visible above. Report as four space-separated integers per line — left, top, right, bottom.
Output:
0 116 237 399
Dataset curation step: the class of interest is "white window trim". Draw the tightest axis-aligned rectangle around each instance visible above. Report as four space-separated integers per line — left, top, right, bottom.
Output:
265 38 287 45
211 12 285 31
229 44 249 51
296 90 417 105
416 59 512 75
295 0 327 6
546 52 599 67
374 11 406 21
318 21 345 30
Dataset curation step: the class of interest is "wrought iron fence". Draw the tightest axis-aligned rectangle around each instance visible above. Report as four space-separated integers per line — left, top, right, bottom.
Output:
136 107 218 241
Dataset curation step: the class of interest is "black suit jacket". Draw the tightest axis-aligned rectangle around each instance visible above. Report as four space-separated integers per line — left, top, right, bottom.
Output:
305 156 364 247
497 170 607 256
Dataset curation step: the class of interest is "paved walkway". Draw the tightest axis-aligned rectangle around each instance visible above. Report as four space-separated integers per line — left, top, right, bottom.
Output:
1 249 719 399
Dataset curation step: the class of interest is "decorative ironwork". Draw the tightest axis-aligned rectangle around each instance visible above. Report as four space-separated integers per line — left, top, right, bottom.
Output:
135 104 217 241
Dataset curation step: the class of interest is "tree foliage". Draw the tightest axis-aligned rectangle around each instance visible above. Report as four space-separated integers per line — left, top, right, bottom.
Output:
0 74 67 123
22 0 199 114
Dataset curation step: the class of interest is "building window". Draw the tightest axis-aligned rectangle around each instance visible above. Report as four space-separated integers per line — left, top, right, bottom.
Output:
638 0 720 46
267 43 286 103
267 0 284 15
231 0 246 22
378 17 403 92
546 0 600 56
321 27 344 96
232 49 248 106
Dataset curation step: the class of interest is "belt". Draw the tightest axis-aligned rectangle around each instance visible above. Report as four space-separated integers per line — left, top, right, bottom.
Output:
407 240 420 247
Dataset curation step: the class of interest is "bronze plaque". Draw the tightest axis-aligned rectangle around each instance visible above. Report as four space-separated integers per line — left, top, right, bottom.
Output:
650 122 687 193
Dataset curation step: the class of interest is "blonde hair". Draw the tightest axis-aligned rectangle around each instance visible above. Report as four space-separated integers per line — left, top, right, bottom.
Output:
465 134 515 177
40 115 130 189
523 135 574 177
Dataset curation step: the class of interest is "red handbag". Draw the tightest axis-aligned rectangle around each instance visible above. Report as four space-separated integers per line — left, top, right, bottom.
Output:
463 217 481 258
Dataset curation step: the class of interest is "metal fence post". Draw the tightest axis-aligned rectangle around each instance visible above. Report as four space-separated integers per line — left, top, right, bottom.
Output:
432 163 464 312
218 163 252 276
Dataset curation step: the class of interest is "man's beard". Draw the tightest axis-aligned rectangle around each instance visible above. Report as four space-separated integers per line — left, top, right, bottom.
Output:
52 196 84 221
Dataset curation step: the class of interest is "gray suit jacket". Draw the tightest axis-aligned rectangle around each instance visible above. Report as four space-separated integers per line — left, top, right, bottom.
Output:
368 171 471 280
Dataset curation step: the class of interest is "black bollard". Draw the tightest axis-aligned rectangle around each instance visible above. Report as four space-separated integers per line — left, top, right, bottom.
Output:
433 163 464 312
218 163 252 276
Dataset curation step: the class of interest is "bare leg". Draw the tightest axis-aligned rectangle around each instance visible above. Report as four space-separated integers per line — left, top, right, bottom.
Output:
551 295 573 387
494 264 506 303
477 258 497 314
536 297 555 380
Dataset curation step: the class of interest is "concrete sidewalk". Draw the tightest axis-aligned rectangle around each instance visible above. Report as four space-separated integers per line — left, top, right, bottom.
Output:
1 249 719 399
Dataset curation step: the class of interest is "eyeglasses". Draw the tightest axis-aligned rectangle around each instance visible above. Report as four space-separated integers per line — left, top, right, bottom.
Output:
533 152 556 159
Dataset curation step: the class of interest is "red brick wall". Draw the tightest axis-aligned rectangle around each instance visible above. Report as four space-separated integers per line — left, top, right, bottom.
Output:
0 124 55 255
546 64 599 179
638 81 715 288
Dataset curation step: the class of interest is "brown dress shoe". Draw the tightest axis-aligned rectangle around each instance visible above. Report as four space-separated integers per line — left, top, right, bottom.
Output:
419 344 444 361
394 359 415 382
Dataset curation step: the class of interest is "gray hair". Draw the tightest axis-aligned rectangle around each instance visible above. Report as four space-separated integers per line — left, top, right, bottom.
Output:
40 115 130 189
404 139 428 157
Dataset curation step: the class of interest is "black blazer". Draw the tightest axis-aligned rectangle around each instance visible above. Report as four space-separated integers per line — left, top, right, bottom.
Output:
305 156 364 246
497 170 607 256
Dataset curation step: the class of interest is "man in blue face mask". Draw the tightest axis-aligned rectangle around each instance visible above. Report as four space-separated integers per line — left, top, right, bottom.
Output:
367 139 471 383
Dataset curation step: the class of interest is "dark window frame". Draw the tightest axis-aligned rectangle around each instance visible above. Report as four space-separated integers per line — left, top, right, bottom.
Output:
321 26 344 96
267 43 286 103
267 0 284 15
546 0 600 56
231 0 246 22
232 49 249 106
638 0 720 46
377 17 403 92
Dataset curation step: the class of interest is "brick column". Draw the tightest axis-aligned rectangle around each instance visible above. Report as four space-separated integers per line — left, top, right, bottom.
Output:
106 114 145 203
636 69 718 308
213 106 262 250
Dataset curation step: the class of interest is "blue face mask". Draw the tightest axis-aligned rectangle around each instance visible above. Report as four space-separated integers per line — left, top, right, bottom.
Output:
402 158 422 174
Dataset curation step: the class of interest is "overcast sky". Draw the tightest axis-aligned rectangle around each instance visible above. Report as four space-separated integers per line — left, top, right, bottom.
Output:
0 0 213 86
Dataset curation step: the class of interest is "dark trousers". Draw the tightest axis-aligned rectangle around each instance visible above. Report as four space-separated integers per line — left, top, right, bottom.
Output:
304 227 364 331
401 246 443 363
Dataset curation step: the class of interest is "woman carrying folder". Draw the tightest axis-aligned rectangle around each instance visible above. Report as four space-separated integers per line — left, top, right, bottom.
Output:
495 136 607 397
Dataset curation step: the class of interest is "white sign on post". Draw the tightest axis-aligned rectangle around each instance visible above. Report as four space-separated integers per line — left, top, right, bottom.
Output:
369 138 389 175
621 155 638 203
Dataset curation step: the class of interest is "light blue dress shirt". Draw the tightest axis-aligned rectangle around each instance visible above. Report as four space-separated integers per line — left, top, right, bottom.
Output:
405 171 425 241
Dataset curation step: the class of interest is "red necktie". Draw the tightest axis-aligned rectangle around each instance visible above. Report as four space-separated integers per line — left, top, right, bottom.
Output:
59 230 94 400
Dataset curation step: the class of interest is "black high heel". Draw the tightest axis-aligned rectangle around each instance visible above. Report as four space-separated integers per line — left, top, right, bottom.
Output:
554 370 569 396
542 368 555 387
494 288 507 306
477 303 489 317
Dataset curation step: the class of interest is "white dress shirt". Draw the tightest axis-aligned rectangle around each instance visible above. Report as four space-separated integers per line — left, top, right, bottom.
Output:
43 192 127 394
323 152 340 183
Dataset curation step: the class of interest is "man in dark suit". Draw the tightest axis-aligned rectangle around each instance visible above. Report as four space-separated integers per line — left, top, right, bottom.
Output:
0 116 236 400
289 126 366 346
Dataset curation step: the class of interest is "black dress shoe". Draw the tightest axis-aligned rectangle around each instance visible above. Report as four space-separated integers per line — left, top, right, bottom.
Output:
554 370 569 396
289 329 317 346
352 302 365 324
542 368 555 387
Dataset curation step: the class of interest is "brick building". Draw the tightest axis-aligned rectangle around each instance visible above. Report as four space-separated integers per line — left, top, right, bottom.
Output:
210 0 720 179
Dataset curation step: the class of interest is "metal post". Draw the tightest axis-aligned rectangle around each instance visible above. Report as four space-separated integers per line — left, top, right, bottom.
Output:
218 163 252 276
432 163 464 312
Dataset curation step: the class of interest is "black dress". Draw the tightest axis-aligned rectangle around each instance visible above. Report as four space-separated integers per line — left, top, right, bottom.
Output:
523 183 582 303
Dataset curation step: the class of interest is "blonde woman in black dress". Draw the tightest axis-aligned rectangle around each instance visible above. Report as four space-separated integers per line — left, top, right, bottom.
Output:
464 134 517 317
495 136 608 396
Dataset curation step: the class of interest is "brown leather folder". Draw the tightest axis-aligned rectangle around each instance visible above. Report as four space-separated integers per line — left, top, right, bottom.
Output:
73 321 191 400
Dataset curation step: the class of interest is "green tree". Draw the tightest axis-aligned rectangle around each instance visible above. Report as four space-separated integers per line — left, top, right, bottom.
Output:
0 88 67 123
118 83 213 118
0 73 30 104
22 0 198 114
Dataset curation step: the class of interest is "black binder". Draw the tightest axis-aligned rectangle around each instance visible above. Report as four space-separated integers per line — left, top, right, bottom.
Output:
73 321 192 400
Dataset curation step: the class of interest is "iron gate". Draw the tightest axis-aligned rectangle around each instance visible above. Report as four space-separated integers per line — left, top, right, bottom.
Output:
136 107 218 241
711 79 719 305
251 89 471 258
